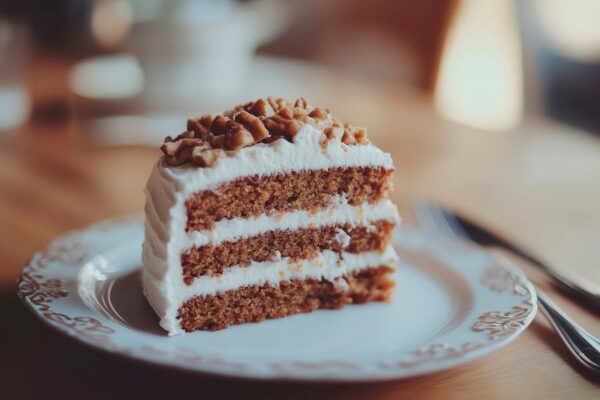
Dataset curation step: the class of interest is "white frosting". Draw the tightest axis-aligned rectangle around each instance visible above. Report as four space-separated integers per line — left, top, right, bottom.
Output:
334 228 352 249
142 123 398 335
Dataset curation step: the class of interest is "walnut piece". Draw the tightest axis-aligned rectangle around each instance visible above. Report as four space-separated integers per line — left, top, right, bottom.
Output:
308 107 328 120
224 124 255 150
199 115 213 128
191 148 224 167
209 134 225 148
278 106 294 120
294 97 309 109
262 114 302 140
354 127 370 144
246 98 274 117
324 126 344 141
161 141 179 157
342 131 357 145
161 136 208 166
161 136 203 157
267 97 287 113
235 111 270 142
210 115 230 135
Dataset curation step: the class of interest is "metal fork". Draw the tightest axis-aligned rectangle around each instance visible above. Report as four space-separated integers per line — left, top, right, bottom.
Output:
412 201 600 374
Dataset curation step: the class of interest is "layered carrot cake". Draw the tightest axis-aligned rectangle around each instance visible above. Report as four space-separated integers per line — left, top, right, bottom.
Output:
142 97 399 335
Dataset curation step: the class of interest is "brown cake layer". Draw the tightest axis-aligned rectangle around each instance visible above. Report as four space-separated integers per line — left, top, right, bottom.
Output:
181 220 395 283
185 166 393 231
177 266 394 332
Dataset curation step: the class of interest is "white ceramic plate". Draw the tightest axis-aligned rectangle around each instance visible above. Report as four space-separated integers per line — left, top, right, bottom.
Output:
18 216 536 382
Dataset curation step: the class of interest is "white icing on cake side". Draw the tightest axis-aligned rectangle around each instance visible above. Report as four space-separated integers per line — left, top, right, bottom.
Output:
142 124 398 335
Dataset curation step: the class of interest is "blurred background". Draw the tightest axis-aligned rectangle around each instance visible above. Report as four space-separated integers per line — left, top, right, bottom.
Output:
1 0 600 134
0 0 599 278
2 2 600 398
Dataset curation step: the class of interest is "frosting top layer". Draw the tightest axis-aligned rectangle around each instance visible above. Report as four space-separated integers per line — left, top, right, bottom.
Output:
160 97 373 168
158 123 393 195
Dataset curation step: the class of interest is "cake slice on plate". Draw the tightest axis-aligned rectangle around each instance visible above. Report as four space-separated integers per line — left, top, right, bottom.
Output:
142 97 399 335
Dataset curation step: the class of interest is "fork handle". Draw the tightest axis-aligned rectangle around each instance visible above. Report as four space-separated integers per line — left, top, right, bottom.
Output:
536 289 600 374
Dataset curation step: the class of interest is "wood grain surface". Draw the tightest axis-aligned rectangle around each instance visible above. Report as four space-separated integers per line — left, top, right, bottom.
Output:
1 66 599 399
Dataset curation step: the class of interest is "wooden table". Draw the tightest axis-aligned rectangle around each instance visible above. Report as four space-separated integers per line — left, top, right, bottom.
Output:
1 61 599 399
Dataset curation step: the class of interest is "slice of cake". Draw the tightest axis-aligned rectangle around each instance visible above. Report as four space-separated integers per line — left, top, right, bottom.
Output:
142 97 399 335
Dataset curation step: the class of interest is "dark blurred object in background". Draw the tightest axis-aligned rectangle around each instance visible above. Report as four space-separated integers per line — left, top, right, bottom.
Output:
1 0 600 135
0 0 93 50
520 0 600 135
259 0 452 91
0 17 30 129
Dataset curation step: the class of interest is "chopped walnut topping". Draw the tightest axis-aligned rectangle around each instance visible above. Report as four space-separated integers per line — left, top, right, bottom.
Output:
210 115 230 135
161 136 208 166
210 134 225 149
160 97 371 167
235 111 270 142
263 114 302 140
187 119 202 133
267 97 287 113
308 107 328 120
179 131 195 140
199 115 213 128
246 98 274 117
324 126 344 141
294 97 309 109
224 123 255 150
187 119 212 141
342 131 357 145
292 107 307 119
161 141 179 157
277 106 294 120
354 127 370 144
191 147 224 167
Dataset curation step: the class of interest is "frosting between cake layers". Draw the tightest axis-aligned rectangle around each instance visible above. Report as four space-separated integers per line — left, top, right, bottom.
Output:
143 195 400 335
145 193 399 258
143 246 398 335
144 199 398 277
